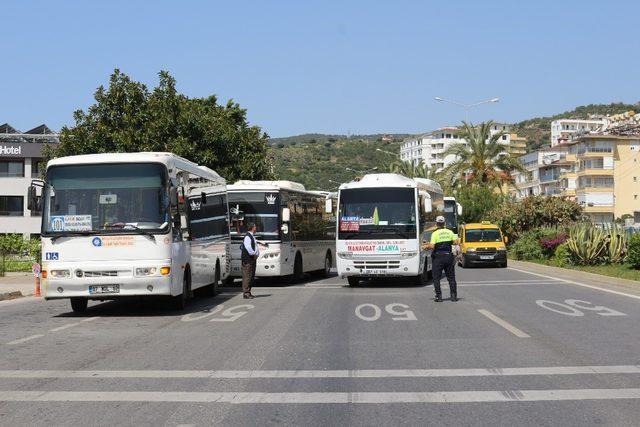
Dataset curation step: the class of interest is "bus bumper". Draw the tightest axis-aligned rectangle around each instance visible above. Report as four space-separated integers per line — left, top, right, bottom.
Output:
337 258 421 278
41 260 173 299
230 259 284 278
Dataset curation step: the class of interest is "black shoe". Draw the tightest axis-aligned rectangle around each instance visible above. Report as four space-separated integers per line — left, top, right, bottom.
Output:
434 296 443 302
243 293 254 299
450 296 458 302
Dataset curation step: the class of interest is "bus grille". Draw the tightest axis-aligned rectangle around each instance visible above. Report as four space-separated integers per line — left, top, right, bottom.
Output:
353 261 401 269
83 271 119 277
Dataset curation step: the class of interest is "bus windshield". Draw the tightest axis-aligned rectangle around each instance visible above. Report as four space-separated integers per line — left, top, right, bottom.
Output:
43 163 169 235
228 192 281 241
338 188 416 240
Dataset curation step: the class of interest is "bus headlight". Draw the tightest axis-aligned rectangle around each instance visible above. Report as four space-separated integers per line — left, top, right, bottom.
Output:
467 248 476 252
401 251 418 259
50 269 70 278
337 252 353 259
135 267 157 276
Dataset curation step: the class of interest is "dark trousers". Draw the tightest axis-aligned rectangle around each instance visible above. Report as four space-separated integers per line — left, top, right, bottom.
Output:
242 260 256 294
432 253 457 298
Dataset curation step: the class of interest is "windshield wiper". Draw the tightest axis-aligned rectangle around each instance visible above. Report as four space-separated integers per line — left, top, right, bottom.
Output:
120 224 157 242
50 231 94 243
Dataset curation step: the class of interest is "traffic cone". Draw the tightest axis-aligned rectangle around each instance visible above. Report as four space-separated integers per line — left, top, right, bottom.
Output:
35 276 41 297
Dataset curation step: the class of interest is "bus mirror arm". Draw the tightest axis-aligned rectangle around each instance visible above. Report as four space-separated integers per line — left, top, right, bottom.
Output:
281 224 289 234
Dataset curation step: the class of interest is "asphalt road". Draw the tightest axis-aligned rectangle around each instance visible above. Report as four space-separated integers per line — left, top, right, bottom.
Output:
1 264 640 426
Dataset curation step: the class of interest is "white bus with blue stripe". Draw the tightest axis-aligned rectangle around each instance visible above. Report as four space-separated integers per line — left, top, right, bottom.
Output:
30 152 230 312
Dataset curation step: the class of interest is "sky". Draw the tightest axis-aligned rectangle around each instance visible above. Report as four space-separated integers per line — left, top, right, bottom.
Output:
1 0 639 137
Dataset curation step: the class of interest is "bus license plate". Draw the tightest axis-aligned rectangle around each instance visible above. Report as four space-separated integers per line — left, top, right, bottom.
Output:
480 255 494 260
361 269 386 276
89 285 120 294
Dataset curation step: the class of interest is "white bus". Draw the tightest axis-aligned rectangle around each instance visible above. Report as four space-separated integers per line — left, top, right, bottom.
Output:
29 152 231 312
335 173 445 286
227 181 336 281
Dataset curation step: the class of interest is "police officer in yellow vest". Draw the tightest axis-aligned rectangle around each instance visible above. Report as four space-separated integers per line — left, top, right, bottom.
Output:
425 215 459 302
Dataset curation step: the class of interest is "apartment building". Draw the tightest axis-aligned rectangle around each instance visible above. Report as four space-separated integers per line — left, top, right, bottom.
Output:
509 133 527 156
0 123 59 238
550 118 604 147
512 146 569 199
399 122 517 172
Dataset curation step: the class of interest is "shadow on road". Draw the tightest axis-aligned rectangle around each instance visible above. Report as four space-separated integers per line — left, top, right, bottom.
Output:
55 291 237 318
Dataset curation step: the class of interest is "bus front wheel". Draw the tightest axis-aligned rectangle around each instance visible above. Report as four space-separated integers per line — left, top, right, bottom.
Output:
347 276 359 287
172 271 191 310
321 252 332 278
70 297 88 313
293 253 304 281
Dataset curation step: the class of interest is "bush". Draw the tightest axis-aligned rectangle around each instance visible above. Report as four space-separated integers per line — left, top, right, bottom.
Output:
553 242 572 267
627 233 640 269
510 231 544 260
540 232 568 258
490 196 582 240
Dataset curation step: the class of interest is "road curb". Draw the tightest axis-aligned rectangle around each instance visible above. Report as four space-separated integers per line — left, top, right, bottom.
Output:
0 291 24 301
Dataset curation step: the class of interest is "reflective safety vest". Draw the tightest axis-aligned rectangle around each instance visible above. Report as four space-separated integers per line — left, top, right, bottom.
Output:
430 228 458 254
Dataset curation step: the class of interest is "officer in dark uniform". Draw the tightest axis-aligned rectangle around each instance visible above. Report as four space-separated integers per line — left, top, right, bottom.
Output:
425 215 459 302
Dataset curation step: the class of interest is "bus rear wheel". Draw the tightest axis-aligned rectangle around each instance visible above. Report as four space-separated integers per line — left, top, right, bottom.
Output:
347 276 359 287
70 297 88 313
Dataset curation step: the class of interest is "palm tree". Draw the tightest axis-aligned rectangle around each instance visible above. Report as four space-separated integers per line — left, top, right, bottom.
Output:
441 121 525 190
388 161 441 181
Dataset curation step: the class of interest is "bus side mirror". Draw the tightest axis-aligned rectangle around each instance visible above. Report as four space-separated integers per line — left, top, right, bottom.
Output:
201 192 207 205
27 185 39 211
325 199 332 214
423 198 433 213
281 224 289 234
282 207 291 222
170 187 178 206
457 203 463 216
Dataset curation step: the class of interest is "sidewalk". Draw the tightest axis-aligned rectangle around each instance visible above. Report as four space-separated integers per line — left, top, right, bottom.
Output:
509 260 640 299
0 273 37 300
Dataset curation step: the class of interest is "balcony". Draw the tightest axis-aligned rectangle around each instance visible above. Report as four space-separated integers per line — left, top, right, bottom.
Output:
582 204 614 213
540 173 561 183
577 147 613 158
576 168 614 176
560 188 576 197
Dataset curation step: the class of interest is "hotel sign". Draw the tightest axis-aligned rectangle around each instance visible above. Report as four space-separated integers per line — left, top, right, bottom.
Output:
0 143 51 157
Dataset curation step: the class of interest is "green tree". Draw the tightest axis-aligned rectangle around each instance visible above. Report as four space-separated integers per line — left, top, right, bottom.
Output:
48 69 272 182
441 121 525 190
0 234 25 277
455 185 505 223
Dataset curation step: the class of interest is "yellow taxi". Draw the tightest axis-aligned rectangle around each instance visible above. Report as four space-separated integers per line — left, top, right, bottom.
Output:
458 221 508 268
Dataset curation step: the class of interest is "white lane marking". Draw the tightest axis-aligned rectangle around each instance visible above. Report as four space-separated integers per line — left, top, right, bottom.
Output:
6 334 45 345
81 316 100 322
49 323 80 332
2 365 639 379
477 309 531 338
508 267 640 301
1 389 640 403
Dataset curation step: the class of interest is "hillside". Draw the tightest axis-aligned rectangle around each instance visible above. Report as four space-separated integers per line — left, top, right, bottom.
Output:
513 102 640 150
270 102 640 189
270 133 411 147
269 138 402 190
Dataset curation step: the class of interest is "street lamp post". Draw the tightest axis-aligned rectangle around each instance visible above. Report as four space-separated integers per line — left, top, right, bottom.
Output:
434 96 499 123
375 148 399 157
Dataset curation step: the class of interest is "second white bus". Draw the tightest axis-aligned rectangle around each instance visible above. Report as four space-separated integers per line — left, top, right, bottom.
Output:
227 180 336 281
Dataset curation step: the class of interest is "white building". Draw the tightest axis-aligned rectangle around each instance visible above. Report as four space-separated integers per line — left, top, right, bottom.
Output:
511 146 570 199
399 123 512 172
550 118 604 147
0 123 59 238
